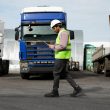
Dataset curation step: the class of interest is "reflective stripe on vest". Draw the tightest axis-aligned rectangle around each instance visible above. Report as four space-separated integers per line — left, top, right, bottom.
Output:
55 29 71 59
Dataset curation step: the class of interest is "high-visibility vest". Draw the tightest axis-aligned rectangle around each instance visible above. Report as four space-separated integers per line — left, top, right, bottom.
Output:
55 29 71 59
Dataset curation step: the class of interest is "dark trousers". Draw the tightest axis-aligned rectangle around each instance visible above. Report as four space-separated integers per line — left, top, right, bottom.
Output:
53 59 78 92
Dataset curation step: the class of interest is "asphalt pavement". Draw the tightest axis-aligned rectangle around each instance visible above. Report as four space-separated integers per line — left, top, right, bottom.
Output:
0 71 110 110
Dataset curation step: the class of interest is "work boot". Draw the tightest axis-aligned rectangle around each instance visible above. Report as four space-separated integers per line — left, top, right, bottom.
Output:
44 91 59 97
70 86 82 97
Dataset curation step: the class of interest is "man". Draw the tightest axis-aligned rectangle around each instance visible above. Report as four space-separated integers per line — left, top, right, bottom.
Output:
44 19 82 97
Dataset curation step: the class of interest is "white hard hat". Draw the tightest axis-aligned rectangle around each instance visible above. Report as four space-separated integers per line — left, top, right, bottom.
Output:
50 19 61 28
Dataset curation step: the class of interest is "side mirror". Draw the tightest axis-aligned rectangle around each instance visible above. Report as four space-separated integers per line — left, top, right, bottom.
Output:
69 30 74 40
15 31 19 40
15 26 21 40
15 28 19 40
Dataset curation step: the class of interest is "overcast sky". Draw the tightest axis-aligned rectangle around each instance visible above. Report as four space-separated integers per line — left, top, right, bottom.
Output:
0 0 110 42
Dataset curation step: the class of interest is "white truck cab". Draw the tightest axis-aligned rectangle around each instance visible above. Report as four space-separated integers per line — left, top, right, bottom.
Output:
0 20 9 75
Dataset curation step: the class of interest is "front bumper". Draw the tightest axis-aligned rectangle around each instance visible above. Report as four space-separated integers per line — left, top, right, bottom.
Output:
20 66 54 74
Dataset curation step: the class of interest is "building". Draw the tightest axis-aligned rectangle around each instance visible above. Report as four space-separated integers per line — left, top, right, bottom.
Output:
83 44 96 71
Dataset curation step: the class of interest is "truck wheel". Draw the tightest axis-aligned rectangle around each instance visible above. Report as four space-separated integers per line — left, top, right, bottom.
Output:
104 71 110 77
104 66 110 77
0 59 3 76
0 65 2 76
20 73 30 79
2 60 9 75
104 58 110 77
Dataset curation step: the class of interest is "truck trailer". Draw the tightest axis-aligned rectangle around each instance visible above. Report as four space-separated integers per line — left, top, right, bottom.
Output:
0 20 9 75
92 45 110 77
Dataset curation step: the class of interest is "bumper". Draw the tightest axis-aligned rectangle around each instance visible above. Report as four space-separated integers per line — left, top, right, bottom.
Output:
20 66 54 74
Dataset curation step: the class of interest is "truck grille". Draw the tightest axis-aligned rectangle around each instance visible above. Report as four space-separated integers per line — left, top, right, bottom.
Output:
26 42 54 66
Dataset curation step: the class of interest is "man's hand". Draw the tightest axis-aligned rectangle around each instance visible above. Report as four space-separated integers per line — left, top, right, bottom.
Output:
48 44 55 49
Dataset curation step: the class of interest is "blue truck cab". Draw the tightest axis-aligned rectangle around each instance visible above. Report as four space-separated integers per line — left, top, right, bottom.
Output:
15 7 67 79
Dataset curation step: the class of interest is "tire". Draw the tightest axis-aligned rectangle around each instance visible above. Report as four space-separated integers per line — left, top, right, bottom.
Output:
0 65 2 76
104 58 110 77
104 66 110 77
2 60 9 75
20 73 30 79
104 71 110 77
0 59 3 76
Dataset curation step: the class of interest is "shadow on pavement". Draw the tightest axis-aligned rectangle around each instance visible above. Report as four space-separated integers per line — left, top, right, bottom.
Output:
1 70 103 80
69 70 101 79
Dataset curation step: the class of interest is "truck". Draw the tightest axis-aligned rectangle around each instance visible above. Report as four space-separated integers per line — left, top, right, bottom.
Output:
0 20 9 75
15 6 75 79
92 45 110 77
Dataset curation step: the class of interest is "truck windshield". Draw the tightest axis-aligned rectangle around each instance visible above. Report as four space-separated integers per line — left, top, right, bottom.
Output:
22 26 57 41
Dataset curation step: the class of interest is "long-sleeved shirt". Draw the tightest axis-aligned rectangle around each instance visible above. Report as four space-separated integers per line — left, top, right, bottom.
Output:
50 28 68 51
